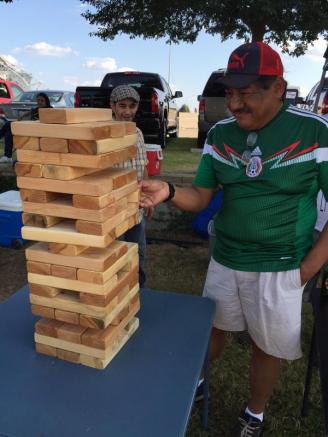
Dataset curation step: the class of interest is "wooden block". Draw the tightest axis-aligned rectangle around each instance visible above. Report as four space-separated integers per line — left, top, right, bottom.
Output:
56 323 88 344
34 317 139 362
47 243 88 256
26 260 51 275
16 145 137 170
56 348 81 364
15 162 43 178
72 180 137 210
20 188 59 203
40 137 69 153
35 318 63 337
28 271 119 295
22 220 114 247
55 309 80 325
29 283 61 297
78 315 105 329
31 304 55 319
22 213 62 228
11 120 128 140
42 164 97 180
38 108 112 124
35 342 57 357
29 284 139 327
79 318 139 369
13 136 40 150
51 264 77 280
81 298 139 350
26 241 128 272
17 168 135 197
23 197 118 222
76 204 138 236
77 243 138 284
68 134 137 155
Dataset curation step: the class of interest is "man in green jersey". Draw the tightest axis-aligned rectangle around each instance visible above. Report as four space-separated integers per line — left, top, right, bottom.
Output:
140 42 328 436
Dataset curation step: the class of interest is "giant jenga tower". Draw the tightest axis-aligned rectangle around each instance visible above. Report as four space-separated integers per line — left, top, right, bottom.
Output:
12 108 141 369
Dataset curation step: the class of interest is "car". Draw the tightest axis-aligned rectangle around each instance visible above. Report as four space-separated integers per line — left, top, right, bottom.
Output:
0 79 24 104
303 77 328 116
0 89 75 121
197 68 231 147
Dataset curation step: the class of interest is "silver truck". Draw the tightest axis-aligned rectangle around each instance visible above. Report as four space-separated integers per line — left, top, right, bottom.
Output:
0 89 74 121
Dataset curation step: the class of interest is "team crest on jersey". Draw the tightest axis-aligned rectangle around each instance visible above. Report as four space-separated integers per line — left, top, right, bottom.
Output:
246 156 263 177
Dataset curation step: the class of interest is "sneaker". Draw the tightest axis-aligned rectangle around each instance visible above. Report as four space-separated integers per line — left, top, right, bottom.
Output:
234 410 264 436
195 379 210 402
0 156 13 163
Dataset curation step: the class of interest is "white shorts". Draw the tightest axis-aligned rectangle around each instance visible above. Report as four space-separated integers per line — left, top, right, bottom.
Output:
203 258 305 360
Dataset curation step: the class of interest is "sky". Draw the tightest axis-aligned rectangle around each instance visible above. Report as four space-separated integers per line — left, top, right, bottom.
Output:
1 0 327 111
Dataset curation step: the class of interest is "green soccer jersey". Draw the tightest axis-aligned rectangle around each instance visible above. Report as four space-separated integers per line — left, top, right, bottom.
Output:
193 103 328 272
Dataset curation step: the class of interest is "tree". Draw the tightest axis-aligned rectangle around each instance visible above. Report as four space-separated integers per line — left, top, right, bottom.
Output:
0 1 14 2
179 104 190 113
81 0 328 56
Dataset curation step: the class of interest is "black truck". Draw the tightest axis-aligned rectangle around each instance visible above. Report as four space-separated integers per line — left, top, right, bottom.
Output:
74 71 183 148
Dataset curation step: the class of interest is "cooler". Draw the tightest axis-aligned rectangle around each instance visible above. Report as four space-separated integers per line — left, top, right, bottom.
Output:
0 190 25 248
145 144 163 176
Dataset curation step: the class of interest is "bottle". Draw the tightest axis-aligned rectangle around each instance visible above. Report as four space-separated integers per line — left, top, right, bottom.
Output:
321 266 328 297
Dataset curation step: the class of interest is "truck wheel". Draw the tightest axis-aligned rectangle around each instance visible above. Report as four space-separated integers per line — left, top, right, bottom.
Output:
158 122 167 149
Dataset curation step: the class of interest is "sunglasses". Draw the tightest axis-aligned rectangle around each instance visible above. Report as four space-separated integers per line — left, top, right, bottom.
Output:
241 132 258 165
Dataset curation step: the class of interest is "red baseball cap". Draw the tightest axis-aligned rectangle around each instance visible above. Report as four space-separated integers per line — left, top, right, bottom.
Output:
218 42 284 89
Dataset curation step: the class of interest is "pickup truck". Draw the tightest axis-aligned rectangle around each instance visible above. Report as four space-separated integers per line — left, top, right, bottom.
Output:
74 71 183 148
0 79 24 104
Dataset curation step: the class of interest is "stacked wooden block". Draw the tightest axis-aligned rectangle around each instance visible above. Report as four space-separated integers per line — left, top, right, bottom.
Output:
13 108 141 369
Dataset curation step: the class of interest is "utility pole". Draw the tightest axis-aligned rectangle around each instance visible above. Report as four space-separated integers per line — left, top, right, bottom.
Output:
168 40 172 85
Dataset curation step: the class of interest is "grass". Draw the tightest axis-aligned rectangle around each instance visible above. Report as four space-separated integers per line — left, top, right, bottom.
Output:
162 137 202 173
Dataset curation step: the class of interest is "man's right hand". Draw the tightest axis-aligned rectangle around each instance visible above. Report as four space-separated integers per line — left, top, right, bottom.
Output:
139 180 170 207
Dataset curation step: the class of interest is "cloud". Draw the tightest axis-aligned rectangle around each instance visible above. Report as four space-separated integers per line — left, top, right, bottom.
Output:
0 54 23 68
14 42 78 57
85 57 118 71
63 76 101 88
304 38 328 63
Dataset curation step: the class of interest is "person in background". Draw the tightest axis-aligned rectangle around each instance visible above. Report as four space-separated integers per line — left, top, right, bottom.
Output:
139 42 328 436
110 85 153 288
0 92 51 163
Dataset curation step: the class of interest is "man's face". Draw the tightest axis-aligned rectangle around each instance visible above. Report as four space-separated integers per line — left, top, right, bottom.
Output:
225 78 285 131
111 98 138 122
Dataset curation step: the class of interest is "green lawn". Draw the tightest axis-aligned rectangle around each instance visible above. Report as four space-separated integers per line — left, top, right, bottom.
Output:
162 137 202 173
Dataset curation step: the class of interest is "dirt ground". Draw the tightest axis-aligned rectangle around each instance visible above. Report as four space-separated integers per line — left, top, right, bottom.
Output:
0 245 28 302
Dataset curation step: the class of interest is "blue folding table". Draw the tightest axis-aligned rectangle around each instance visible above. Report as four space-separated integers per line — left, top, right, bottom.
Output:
0 286 215 437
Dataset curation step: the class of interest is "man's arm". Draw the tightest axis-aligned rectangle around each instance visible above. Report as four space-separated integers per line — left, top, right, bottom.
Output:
140 179 215 213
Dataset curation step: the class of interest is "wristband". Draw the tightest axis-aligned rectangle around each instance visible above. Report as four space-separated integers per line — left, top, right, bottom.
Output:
164 182 175 202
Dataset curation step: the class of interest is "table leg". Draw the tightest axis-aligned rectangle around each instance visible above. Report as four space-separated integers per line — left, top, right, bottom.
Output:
202 344 210 429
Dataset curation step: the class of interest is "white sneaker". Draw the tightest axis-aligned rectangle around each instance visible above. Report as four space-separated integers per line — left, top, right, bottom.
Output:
0 156 13 163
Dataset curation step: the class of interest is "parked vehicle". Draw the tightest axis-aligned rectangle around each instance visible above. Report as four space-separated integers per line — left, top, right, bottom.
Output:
0 90 74 121
197 69 231 147
0 79 24 104
303 78 328 116
74 71 183 148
